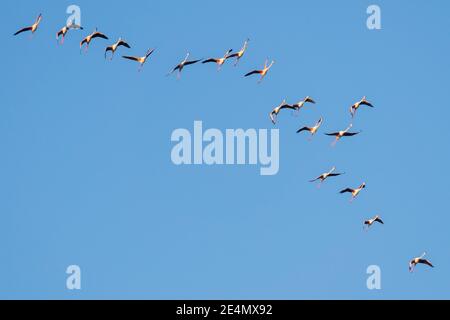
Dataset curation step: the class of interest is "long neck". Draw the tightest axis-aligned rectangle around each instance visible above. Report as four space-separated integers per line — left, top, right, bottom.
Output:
243 40 248 51
344 124 352 133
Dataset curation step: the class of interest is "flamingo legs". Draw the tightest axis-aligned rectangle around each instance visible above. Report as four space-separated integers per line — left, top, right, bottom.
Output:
81 44 89 54
331 138 339 147
258 73 266 84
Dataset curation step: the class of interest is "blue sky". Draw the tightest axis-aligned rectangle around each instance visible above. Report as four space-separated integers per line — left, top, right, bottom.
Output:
1 0 450 299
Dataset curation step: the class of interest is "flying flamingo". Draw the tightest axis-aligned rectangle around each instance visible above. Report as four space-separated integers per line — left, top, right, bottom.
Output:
14 14 42 38
105 38 131 60
364 215 384 231
309 167 344 188
226 38 249 66
325 124 361 146
350 96 374 118
297 117 323 139
202 49 233 71
56 22 83 45
291 96 316 116
409 253 434 273
340 182 366 202
245 59 275 83
167 53 202 79
122 48 155 72
80 28 108 53
269 99 297 125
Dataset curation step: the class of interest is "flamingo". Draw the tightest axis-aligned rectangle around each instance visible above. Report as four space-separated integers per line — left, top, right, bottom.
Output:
409 253 434 273
309 167 344 187
297 117 323 137
226 38 249 66
80 28 108 53
14 14 42 37
105 38 131 60
202 49 233 71
122 48 155 72
325 124 361 146
364 215 384 230
350 96 374 118
269 99 297 125
340 182 366 202
292 96 316 111
167 53 202 79
56 22 83 45
245 59 275 83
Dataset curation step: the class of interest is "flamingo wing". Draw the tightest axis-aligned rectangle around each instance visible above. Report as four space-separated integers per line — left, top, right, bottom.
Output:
202 58 219 64
296 127 310 134
343 132 361 137
244 70 261 77
419 259 434 268
185 59 202 66
118 40 131 48
122 56 140 62
361 100 374 107
14 26 33 36
92 32 108 40
328 173 343 177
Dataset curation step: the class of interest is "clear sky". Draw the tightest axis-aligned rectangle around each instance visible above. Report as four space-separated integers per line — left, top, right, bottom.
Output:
1 0 450 299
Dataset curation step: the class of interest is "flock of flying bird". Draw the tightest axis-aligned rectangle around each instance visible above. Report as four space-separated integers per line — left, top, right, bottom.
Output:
13 13 434 274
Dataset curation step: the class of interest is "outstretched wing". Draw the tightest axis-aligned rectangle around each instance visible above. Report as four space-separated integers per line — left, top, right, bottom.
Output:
269 112 277 125
122 56 140 62
105 46 113 58
305 97 316 104
340 188 353 194
296 127 310 134
171 65 181 73
343 132 361 137
226 52 239 59
14 26 32 36
185 59 202 66
361 100 374 108
419 259 434 268
328 173 343 178
202 58 219 64
245 70 261 77
315 117 323 127
92 32 108 40
145 48 156 59
118 40 131 48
